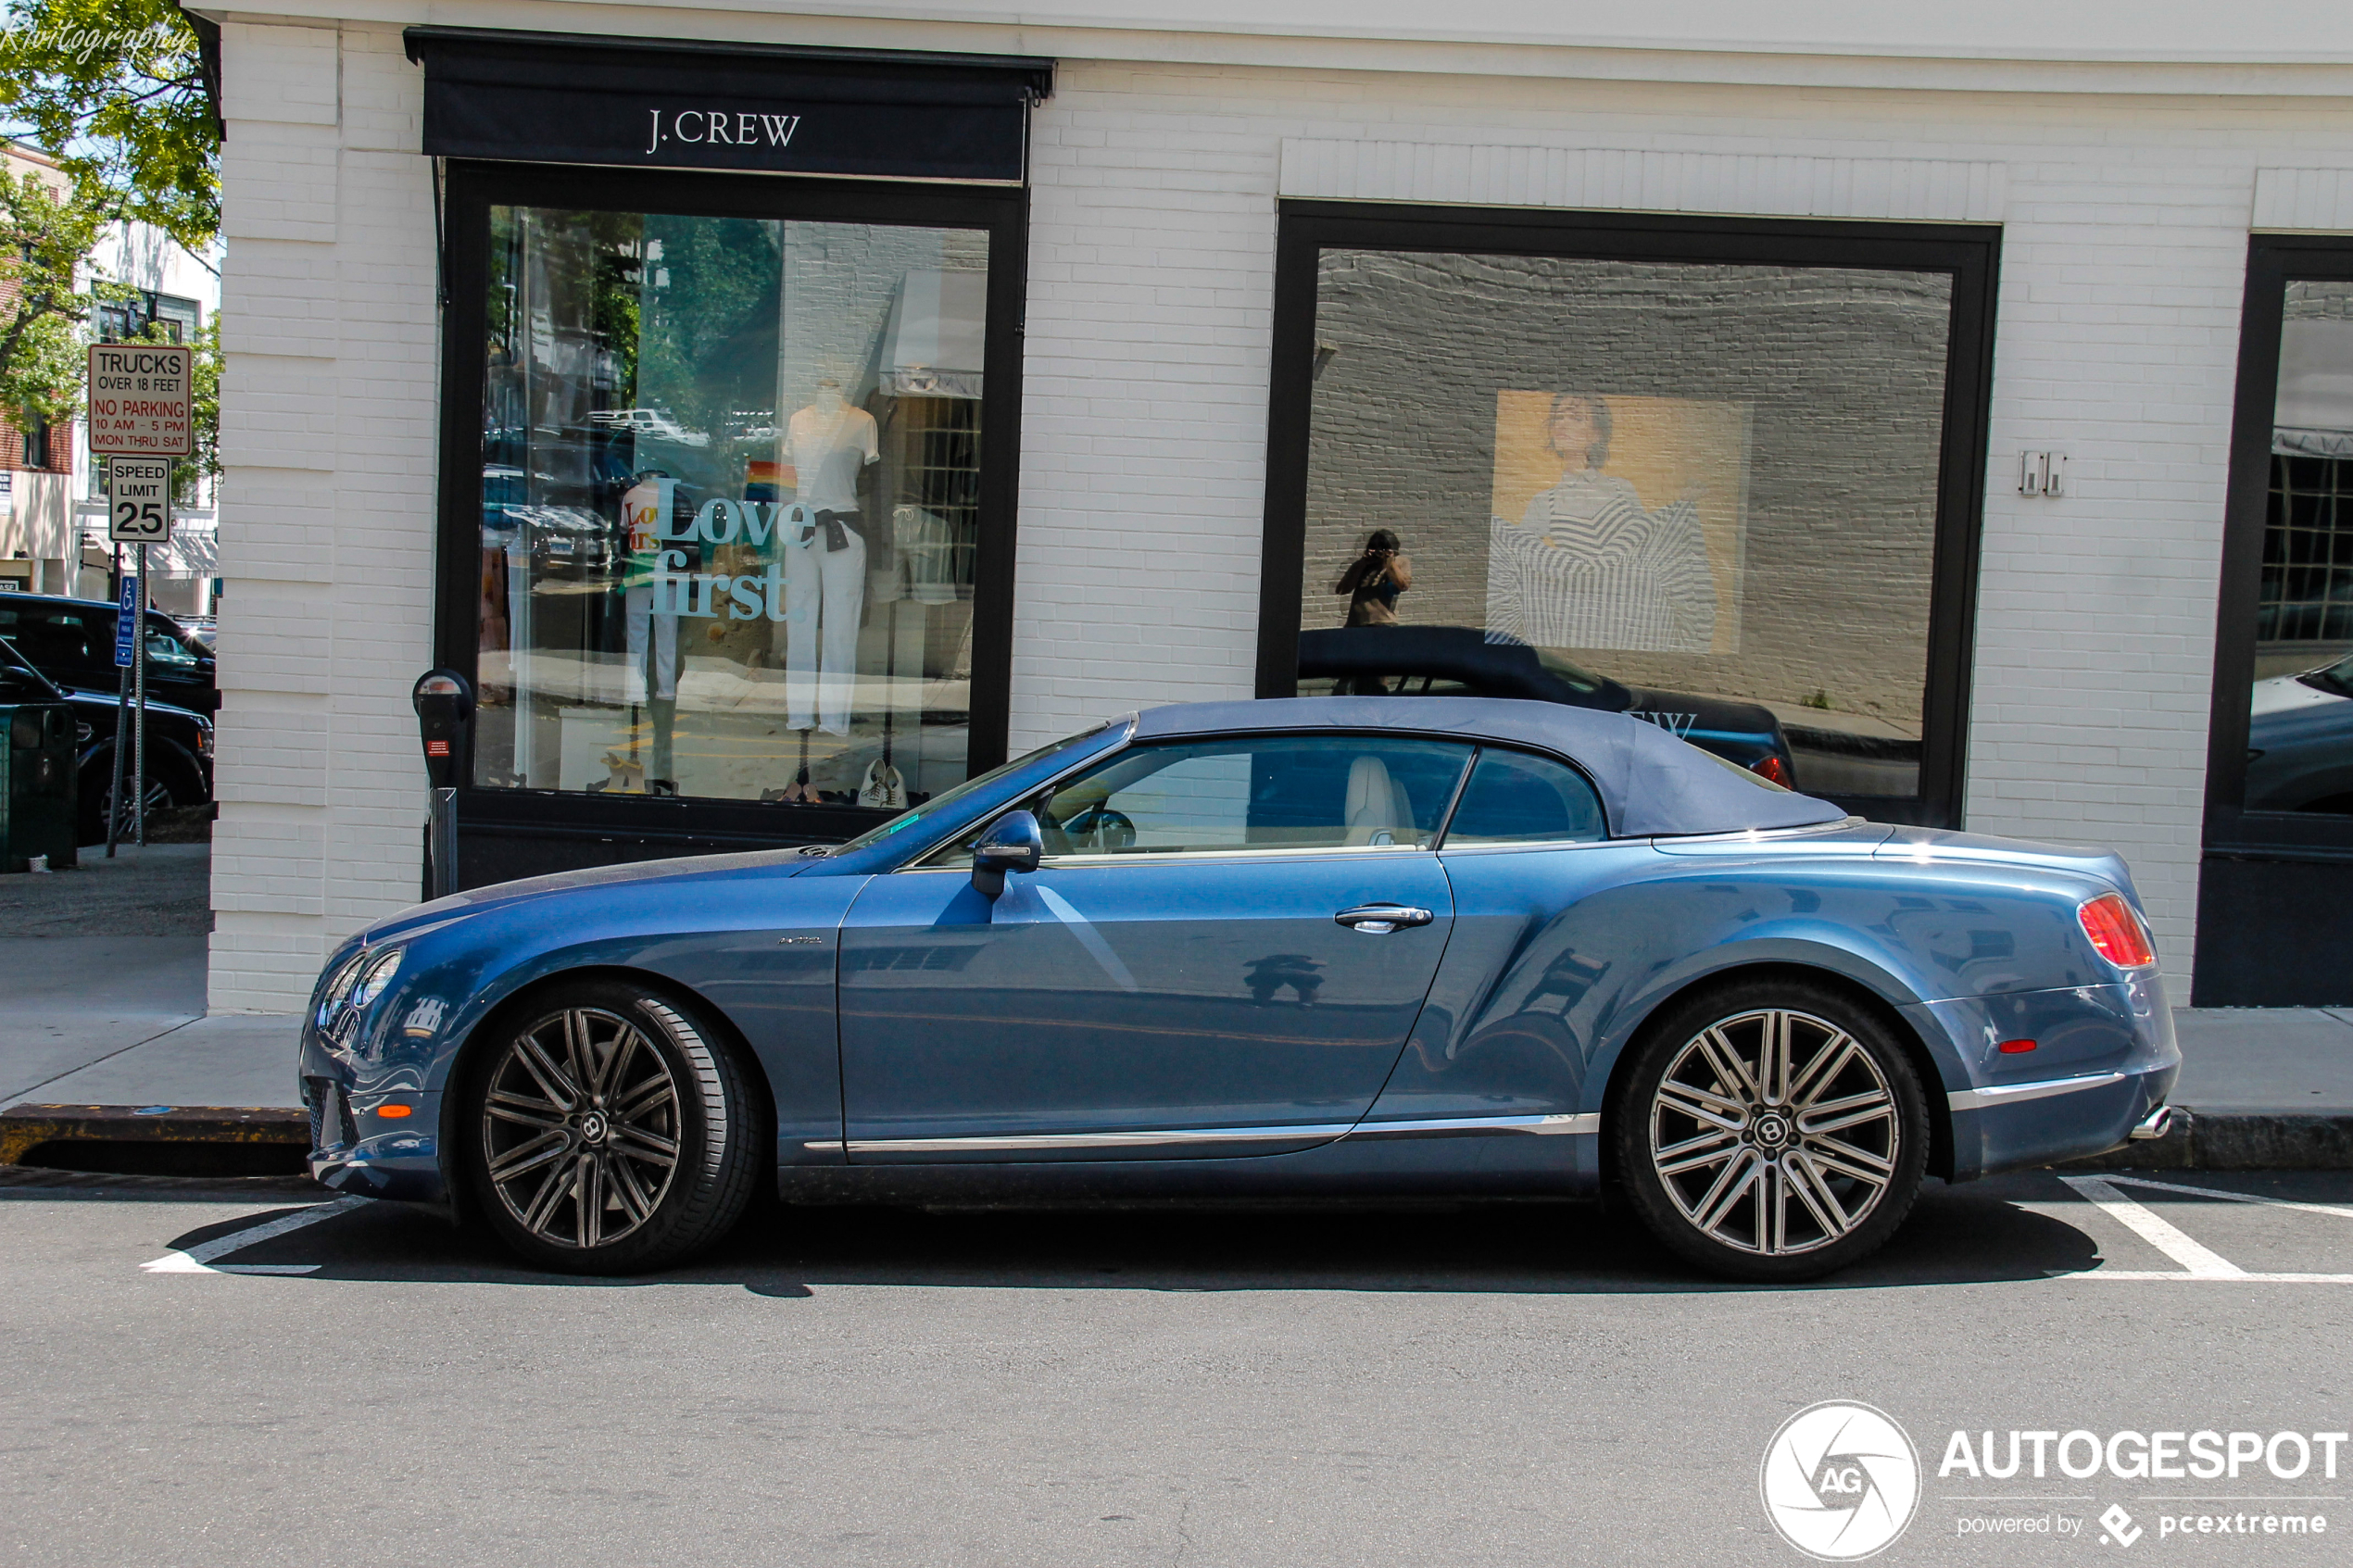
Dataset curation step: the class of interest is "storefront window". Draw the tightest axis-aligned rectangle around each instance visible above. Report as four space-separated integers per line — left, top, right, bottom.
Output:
1290 245 1961 807
2244 279 2353 816
473 204 988 809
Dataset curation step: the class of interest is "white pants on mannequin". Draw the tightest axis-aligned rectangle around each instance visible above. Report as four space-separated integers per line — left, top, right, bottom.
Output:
784 527 865 733
623 583 679 701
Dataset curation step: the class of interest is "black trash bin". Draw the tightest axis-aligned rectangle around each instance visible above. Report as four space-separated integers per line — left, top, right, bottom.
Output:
1 702 79 872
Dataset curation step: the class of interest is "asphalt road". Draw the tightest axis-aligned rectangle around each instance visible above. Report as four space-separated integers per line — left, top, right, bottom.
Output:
6 1168 2353 1566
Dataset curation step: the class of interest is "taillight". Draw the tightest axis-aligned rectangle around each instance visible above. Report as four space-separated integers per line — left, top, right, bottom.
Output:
1749 756 1792 787
2078 893 2156 969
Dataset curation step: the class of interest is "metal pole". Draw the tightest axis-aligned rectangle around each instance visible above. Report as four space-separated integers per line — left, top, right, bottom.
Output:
134 542 148 847
105 546 129 858
427 785 459 900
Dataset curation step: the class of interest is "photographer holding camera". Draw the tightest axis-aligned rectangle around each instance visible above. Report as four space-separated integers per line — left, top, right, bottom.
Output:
1335 529 1413 627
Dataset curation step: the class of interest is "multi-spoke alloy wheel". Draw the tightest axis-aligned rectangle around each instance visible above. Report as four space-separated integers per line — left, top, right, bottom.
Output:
482 1007 683 1250
1617 984 1927 1282
461 980 761 1274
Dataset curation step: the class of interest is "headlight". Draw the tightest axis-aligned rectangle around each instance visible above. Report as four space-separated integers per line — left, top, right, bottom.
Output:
196 725 214 758
351 947 405 1007
315 947 368 1026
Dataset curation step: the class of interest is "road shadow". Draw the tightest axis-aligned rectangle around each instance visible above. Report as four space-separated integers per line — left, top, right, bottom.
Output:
147 1173 2106 1297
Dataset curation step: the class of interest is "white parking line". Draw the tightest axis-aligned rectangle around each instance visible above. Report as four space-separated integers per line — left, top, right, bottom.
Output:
2057 1175 2353 1284
141 1196 371 1275
2102 1173 2353 1223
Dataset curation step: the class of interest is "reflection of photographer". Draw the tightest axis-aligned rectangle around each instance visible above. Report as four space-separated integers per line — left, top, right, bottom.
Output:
1335 529 1414 626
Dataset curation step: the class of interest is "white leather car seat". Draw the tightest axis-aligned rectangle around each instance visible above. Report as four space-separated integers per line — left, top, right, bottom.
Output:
1343 755 1416 847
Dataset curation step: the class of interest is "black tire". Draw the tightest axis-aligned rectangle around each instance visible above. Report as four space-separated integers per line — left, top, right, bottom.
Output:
459 978 760 1274
1613 977 1929 1283
80 763 181 847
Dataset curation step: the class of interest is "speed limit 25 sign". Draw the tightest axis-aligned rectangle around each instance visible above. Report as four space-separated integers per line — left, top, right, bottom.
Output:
107 458 174 544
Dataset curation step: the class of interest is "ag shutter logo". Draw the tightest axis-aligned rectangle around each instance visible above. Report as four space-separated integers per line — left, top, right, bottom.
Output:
1762 1401 1922 1561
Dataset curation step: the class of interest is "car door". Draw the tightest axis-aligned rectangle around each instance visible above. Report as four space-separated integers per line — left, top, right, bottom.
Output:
1365 745 1664 1129
838 732 1475 1160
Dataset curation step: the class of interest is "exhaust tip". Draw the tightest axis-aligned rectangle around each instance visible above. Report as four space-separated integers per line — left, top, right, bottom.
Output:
2128 1104 2175 1141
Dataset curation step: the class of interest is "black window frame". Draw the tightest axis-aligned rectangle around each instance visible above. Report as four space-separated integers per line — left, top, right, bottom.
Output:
2203 234 2353 859
433 157 1028 859
1254 201 2002 829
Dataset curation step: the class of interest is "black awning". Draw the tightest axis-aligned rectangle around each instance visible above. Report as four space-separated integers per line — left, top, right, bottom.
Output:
405 28 1053 185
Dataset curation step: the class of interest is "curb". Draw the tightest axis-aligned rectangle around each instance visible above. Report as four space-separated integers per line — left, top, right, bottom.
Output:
2058 1108 2353 1172
0 1103 308 1177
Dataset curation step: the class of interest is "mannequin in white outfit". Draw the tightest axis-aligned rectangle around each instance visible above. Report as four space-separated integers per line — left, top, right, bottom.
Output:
618 472 680 784
778 380 880 733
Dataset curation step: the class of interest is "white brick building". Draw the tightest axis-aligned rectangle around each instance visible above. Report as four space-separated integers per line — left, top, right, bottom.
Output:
195 2 2353 1012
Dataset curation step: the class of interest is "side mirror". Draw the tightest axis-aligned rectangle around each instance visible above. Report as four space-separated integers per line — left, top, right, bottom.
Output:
971 809 1043 898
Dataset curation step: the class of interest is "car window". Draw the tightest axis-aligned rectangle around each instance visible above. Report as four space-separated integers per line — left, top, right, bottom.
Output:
1024 735 1474 859
144 627 199 668
837 722 1113 854
0 606 100 665
1441 747 1607 846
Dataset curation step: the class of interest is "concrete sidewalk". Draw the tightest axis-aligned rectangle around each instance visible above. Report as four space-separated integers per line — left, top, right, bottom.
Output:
2172 1007 2353 1111
0 842 301 1112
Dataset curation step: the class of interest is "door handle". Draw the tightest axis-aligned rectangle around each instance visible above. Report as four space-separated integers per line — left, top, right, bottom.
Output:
1335 903 1434 935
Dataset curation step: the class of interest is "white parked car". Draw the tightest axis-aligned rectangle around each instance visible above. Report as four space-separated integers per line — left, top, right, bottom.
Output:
585 408 710 446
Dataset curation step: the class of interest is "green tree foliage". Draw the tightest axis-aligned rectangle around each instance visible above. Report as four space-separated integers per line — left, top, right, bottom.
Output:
0 162 116 424
0 0 219 253
0 0 220 466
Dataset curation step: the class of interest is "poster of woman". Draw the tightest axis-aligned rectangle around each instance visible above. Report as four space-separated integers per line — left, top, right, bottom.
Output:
1485 392 1747 656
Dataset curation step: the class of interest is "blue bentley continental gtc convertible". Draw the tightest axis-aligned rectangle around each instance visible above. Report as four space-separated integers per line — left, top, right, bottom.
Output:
302 698 2178 1282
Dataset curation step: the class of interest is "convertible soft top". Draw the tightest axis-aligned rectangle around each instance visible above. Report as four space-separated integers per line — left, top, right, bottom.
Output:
1132 696 1849 838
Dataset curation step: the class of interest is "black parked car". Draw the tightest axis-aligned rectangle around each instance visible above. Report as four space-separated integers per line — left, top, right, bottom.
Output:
1297 624 1796 785
0 633 214 845
0 592 219 716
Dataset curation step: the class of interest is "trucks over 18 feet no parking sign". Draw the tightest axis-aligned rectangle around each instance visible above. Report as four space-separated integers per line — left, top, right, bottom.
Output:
86 344 195 458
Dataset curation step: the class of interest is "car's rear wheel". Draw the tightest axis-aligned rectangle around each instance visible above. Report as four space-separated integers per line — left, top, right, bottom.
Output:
460 979 759 1274
1614 979 1928 1283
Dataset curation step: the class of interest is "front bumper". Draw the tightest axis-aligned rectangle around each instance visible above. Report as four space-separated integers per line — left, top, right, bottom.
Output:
304 1076 447 1201
299 998 450 1208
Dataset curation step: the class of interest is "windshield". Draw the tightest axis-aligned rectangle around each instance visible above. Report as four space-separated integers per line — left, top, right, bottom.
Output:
0 634 59 698
1530 646 1608 696
832 722 1116 854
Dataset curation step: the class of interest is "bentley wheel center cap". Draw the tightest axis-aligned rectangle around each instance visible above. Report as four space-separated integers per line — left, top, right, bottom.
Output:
578 1110 610 1146
1754 1113 1791 1148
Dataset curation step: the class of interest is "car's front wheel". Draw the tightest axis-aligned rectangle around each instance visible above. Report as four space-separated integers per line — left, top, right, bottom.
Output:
1615 980 1929 1283
459 979 761 1273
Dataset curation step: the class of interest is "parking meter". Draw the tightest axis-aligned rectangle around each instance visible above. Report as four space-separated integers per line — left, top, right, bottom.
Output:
412 669 474 790
412 670 473 899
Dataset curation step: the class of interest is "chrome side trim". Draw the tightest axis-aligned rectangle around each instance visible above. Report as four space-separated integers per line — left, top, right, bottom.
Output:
1344 1112 1601 1137
846 1123 1355 1155
1946 1071 2126 1111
